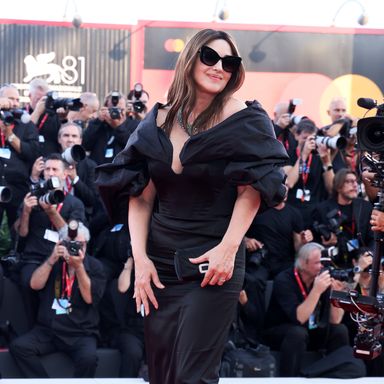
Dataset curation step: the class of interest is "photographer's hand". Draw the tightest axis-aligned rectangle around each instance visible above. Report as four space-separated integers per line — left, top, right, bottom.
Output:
370 209 384 232
313 270 332 295
301 135 316 160
30 96 46 124
31 156 45 182
244 236 263 252
0 97 12 109
98 107 109 122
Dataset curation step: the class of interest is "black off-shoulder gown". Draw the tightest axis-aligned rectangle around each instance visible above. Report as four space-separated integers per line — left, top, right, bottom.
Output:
96 101 288 383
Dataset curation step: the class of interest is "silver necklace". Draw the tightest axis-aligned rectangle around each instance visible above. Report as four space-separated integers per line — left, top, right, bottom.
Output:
177 109 195 136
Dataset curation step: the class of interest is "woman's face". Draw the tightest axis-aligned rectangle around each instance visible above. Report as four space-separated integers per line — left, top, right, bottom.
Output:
192 38 233 97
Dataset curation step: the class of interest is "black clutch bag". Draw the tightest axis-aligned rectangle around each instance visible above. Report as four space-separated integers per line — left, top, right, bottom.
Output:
174 242 219 282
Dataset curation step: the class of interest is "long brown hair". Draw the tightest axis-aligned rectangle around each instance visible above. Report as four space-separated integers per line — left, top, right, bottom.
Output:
162 29 245 136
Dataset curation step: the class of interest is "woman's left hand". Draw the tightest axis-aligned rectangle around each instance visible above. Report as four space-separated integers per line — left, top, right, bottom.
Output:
189 243 237 287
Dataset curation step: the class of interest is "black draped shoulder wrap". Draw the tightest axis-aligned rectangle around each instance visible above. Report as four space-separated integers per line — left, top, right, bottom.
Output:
95 101 289 223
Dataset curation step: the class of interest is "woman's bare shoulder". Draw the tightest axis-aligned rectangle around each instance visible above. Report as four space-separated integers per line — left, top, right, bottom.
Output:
156 106 170 127
223 98 247 119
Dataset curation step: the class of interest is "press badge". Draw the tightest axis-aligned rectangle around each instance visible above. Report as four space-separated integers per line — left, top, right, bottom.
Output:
296 188 311 201
105 148 114 158
308 313 318 330
44 229 59 243
111 224 124 232
347 238 359 252
38 135 45 143
0 148 11 159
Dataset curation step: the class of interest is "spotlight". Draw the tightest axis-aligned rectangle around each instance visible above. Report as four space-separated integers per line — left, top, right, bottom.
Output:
332 0 368 27
72 14 82 28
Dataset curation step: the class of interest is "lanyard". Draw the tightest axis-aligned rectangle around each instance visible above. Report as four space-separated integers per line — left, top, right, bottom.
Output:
65 176 72 194
294 268 308 299
61 262 76 300
38 113 49 130
1 124 14 147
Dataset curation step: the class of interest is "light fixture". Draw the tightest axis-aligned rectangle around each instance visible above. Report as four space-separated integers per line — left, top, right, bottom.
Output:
213 0 229 22
63 0 82 28
332 0 368 26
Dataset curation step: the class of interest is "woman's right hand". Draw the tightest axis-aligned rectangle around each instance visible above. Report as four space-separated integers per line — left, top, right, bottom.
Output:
133 255 164 316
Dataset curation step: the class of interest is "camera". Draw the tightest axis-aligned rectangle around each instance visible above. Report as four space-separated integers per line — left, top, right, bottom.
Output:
61 219 82 256
109 91 122 120
45 91 83 114
286 98 307 128
356 97 384 152
313 209 345 241
30 177 65 205
315 135 347 150
127 83 146 113
321 254 354 283
331 290 384 359
0 109 31 125
247 246 268 268
62 144 86 165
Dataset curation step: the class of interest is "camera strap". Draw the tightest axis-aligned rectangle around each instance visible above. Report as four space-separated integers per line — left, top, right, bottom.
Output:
61 262 75 301
38 113 49 130
294 268 308 299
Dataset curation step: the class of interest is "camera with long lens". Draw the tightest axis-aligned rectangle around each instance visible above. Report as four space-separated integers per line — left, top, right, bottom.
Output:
45 91 83 114
127 83 146 113
0 109 31 125
109 91 122 120
61 220 82 256
286 98 308 128
320 251 354 283
62 144 86 165
315 134 347 150
30 177 65 205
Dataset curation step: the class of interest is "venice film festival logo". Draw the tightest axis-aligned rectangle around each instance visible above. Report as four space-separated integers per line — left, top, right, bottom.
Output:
23 52 85 85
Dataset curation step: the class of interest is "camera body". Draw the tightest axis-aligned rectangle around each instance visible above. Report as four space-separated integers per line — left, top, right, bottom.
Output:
313 209 345 241
247 247 268 268
30 177 65 205
0 109 31 125
109 91 122 120
45 91 83 114
61 220 82 256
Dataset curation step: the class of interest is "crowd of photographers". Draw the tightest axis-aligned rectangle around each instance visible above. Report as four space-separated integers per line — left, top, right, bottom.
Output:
0 79 383 378
0 79 148 378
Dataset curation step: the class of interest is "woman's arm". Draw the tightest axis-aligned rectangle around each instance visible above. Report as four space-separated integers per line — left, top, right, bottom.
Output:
128 179 164 315
192 185 261 287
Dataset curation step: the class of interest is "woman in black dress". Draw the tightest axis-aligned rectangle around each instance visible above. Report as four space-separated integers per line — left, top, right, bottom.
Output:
97 28 288 383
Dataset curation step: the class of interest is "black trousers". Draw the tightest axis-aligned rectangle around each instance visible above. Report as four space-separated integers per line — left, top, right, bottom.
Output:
264 323 350 377
9 325 98 378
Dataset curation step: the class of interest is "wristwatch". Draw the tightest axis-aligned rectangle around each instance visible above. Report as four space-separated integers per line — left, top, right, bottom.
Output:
7 133 16 143
323 164 333 172
353 266 362 274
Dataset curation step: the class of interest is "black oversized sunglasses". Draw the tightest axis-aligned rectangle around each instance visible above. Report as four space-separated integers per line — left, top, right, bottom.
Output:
199 45 242 73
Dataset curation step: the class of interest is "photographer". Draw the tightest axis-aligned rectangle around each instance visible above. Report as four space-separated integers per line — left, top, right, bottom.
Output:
238 196 313 345
57 122 98 220
29 80 62 156
126 83 149 121
313 169 374 268
284 118 334 227
66 92 100 130
13 154 86 325
263 242 349 377
320 97 359 172
272 101 299 154
9 222 107 378
0 84 40 231
82 91 139 165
